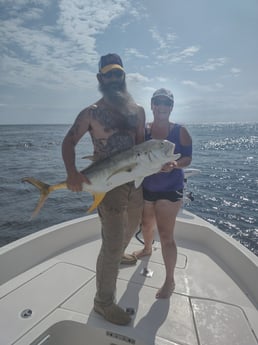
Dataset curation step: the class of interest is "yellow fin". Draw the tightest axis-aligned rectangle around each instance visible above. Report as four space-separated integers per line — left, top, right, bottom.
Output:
49 182 67 192
87 192 106 213
22 177 67 218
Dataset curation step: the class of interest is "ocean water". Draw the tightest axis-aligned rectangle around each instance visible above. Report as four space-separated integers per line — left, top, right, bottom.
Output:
0 123 257 256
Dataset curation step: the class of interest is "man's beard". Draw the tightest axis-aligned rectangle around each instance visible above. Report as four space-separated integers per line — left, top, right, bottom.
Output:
98 79 136 114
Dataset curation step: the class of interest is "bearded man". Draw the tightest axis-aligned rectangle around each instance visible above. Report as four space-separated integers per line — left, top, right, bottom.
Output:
62 53 146 325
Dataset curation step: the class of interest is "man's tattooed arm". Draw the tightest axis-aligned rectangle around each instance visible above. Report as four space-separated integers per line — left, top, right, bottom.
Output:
67 111 90 145
62 109 91 174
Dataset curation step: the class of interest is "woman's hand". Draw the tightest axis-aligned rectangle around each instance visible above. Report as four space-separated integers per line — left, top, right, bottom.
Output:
160 161 178 172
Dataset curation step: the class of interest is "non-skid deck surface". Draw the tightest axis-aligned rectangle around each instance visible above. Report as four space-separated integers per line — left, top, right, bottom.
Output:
60 238 258 345
1 237 257 345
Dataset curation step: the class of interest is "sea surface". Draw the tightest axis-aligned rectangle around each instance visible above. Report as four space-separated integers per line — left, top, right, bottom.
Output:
0 123 257 256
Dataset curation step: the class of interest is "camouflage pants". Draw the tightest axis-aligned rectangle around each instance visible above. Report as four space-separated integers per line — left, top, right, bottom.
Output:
94 183 143 307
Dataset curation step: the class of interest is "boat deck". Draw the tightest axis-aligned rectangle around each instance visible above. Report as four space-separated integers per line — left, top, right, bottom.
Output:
0 211 257 344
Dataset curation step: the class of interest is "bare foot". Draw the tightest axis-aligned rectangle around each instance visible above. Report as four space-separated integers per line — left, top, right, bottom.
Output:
155 281 175 299
132 248 152 259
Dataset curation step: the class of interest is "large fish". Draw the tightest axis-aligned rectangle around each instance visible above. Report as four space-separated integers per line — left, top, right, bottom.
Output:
22 139 180 217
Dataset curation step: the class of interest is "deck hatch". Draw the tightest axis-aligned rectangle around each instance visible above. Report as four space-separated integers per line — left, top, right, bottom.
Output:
191 298 258 345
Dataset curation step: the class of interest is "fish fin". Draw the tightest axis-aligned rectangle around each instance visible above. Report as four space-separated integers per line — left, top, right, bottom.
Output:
87 192 106 213
134 177 144 189
22 177 51 218
107 163 138 181
82 155 95 161
22 177 67 218
173 153 181 161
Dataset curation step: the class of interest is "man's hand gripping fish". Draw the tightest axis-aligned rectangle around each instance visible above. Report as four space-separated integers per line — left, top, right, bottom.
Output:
22 139 180 218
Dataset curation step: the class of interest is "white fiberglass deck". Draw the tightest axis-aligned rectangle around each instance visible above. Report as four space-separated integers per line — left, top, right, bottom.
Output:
0 211 257 345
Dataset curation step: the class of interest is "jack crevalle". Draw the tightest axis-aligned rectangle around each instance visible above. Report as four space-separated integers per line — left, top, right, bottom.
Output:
22 139 180 217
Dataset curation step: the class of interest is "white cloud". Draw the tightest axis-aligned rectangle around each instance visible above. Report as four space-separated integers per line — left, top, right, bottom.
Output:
182 80 224 92
58 0 129 55
157 45 200 63
127 73 150 83
192 57 227 71
0 0 131 89
55 0 131 66
0 0 257 124
125 48 148 59
180 46 200 58
231 67 241 76
149 27 177 50
156 77 167 83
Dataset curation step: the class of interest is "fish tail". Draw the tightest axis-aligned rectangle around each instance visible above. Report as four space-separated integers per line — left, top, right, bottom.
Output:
22 176 105 216
22 177 52 218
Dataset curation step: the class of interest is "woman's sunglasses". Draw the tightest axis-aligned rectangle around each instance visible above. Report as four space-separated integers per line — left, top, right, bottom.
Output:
152 98 173 107
101 69 124 79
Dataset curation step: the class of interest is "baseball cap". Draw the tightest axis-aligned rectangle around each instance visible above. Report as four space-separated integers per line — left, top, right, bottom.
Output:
98 53 124 74
152 88 174 103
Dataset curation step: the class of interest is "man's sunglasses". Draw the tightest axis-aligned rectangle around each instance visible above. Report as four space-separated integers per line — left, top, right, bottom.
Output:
152 98 173 107
101 69 124 79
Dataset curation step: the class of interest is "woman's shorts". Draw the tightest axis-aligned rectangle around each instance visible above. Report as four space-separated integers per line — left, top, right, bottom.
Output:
143 188 183 203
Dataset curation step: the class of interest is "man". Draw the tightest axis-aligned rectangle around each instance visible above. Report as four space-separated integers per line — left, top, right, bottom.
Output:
62 53 145 325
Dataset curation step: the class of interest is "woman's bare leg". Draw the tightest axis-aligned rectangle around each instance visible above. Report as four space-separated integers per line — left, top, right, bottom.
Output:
154 199 182 298
133 201 156 258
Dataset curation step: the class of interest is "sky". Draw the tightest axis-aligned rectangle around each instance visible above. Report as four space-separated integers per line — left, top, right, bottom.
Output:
0 0 258 124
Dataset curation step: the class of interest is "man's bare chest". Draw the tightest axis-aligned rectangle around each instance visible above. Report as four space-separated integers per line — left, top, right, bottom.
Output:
90 106 138 133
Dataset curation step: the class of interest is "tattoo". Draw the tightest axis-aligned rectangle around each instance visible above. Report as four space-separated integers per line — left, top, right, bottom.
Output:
88 105 139 159
68 123 80 137
92 133 134 159
92 106 137 132
67 111 86 142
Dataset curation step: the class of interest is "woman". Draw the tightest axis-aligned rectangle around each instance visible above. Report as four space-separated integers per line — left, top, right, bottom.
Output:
133 88 192 298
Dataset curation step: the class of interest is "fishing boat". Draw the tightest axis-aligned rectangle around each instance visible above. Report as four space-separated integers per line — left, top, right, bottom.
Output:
0 172 257 345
